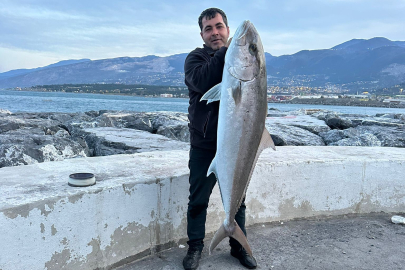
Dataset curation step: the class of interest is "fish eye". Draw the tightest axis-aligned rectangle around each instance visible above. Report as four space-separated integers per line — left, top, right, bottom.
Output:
249 44 257 55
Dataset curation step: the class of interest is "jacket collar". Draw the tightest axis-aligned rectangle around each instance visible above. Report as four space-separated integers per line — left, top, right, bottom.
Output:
203 44 217 56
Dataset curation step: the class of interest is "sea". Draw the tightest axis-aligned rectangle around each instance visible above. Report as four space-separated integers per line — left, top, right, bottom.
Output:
1 89 405 115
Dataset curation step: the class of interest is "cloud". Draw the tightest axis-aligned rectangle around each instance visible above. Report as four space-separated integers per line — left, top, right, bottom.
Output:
0 46 61 72
1 0 404 72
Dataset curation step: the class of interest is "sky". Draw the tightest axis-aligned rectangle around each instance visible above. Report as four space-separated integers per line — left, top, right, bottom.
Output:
1 0 404 73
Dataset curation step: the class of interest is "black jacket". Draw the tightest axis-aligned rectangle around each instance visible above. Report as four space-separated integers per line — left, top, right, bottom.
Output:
184 45 227 150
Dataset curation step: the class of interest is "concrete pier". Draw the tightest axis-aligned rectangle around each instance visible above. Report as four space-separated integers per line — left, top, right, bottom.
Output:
0 146 404 270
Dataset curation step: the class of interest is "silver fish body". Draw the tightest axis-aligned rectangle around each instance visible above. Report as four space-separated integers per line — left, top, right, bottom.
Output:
201 20 275 255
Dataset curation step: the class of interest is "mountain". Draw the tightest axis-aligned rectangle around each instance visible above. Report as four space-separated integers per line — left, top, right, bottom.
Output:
331 37 405 51
1 38 405 92
266 37 405 90
0 59 91 80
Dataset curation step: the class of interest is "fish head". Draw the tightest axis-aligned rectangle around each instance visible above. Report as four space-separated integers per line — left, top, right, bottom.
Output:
226 20 266 82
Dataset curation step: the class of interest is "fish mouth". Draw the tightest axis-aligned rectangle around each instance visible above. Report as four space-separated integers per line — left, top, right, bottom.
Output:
238 21 252 40
235 20 252 46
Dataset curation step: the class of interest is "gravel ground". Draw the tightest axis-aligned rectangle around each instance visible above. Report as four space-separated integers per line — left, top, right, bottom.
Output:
115 212 405 270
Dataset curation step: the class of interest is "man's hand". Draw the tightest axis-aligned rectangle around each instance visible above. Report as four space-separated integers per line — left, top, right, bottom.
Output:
225 37 233 48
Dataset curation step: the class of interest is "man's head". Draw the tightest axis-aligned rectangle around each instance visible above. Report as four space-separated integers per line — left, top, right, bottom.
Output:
199 8 230 51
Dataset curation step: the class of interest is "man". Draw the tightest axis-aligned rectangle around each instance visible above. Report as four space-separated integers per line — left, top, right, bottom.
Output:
183 8 257 270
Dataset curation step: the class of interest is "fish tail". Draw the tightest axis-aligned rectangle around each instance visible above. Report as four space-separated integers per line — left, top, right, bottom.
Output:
209 220 253 256
209 222 227 255
230 222 253 256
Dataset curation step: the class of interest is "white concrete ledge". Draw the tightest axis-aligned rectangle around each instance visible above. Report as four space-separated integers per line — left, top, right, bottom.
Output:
1 146 404 270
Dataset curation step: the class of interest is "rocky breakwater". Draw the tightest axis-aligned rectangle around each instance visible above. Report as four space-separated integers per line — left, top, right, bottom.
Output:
0 109 189 168
266 108 405 147
1 108 404 168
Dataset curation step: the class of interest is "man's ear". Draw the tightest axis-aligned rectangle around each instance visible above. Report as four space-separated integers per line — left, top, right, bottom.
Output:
227 27 230 36
200 32 203 39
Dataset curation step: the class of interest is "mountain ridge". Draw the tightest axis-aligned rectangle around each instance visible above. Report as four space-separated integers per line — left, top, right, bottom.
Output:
1 37 405 92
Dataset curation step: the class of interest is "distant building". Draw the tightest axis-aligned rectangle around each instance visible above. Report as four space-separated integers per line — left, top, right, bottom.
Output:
267 95 293 101
383 98 405 104
346 94 370 99
160 93 173 98
297 95 322 99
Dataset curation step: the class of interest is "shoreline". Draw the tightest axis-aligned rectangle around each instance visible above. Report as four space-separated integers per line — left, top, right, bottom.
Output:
269 98 405 109
2 89 405 113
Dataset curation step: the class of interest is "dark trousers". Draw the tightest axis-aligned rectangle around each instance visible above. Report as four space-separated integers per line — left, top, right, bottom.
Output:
187 146 246 250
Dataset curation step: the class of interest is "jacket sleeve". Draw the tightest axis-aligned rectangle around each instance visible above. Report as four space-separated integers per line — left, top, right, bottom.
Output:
184 47 227 94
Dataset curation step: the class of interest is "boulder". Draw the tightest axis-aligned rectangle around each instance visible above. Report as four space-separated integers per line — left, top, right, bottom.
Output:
330 133 382 147
265 124 325 146
157 124 190 143
0 128 87 168
82 127 189 156
96 112 154 132
266 114 331 135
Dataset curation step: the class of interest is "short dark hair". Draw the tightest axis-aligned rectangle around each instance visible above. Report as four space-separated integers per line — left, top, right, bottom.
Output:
198 8 228 31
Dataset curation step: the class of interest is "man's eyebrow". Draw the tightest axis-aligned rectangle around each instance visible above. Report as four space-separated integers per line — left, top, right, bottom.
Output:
203 22 225 31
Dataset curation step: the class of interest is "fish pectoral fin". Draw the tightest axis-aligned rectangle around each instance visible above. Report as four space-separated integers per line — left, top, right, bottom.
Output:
200 83 222 104
259 127 276 152
207 157 217 178
230 221 253 256
231 81 242 105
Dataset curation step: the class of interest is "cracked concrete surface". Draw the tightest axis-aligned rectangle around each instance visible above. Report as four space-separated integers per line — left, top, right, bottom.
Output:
116 213 405 270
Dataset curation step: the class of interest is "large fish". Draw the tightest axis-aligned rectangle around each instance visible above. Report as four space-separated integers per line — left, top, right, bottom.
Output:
201 20 276 256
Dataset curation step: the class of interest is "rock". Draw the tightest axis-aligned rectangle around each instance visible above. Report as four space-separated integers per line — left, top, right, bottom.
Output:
343 114 405 128
266 114 331 135
147 112 189 132
319 125 405 147
0 128 88 168
319 129 346 145
265 124 325 146
0 109 12 114
355 126 405 147
375 113 405 120
330 133 382 147
55 129 70 138
1 109 403 168
360 120 404 128
326 117 353 129
325 115 353 129
97 112 154 132
82 127 189 156
157 124 190 143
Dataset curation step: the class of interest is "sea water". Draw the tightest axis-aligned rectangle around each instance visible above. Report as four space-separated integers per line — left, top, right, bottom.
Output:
1 90 405 115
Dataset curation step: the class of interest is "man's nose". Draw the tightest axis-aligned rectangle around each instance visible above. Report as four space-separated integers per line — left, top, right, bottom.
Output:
212 27 219 35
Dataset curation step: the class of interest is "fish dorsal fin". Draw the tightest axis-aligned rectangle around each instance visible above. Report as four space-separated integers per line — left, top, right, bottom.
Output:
200 83 222 104
206 157 218 178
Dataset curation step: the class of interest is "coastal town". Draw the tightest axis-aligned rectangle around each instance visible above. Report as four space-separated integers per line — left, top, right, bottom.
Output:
11 82 405 108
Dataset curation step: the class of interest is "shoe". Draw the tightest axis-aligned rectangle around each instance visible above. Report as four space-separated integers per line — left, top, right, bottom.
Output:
183 248 202 270
231 247 257 269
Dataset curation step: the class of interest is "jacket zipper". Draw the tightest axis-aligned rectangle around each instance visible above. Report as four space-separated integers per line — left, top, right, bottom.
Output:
203 111 211 138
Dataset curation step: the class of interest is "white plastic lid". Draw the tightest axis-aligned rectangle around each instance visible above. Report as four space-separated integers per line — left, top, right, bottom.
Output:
68 173 96 187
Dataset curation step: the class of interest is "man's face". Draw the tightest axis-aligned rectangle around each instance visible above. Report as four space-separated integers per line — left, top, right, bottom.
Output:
200 13 230 50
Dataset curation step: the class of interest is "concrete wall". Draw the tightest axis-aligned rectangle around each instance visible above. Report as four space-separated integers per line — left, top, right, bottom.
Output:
1 146 404 270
